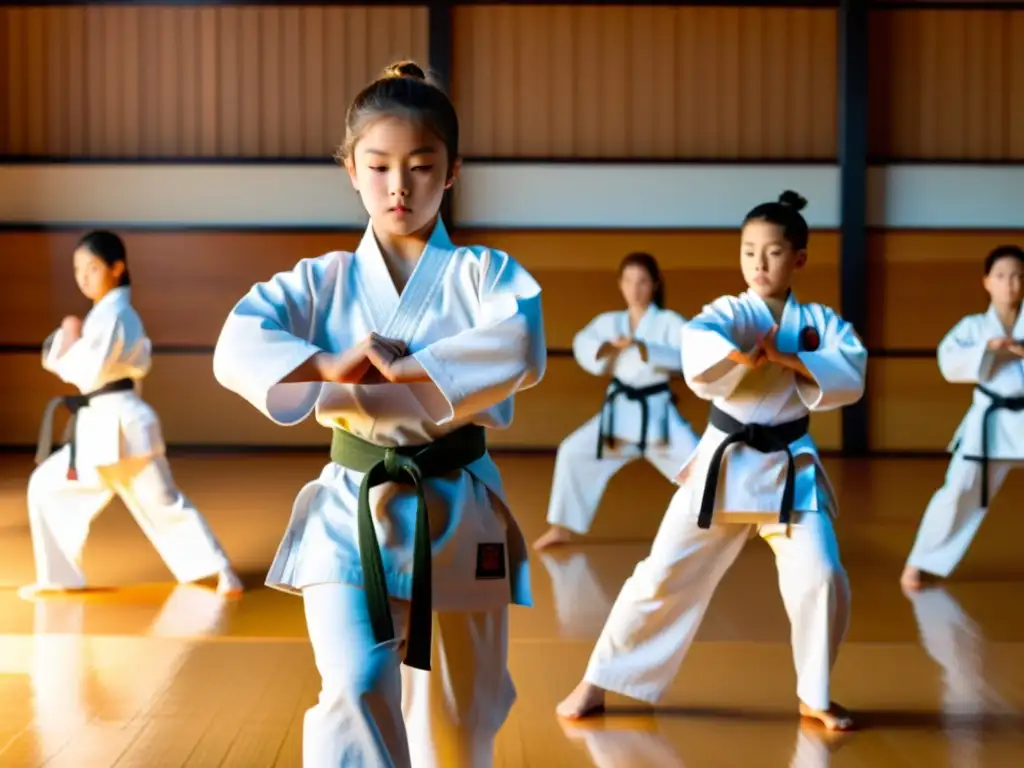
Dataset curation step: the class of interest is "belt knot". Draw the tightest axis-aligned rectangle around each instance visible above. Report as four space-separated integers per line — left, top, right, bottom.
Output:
741 423 773 451
64 394 90 413
383 448 419 483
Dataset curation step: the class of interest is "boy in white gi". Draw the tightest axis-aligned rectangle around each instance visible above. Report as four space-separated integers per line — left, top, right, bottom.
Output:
901 245 1024 590
556 190 865 732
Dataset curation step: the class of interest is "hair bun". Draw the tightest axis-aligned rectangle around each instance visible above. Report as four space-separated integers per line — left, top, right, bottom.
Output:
778 190 807 212
381 60 427 81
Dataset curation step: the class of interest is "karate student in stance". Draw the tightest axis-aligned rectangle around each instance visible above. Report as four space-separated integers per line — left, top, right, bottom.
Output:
901 245 1024 591
212 61 545 767
22 230 243 599
534 253 699 551
556 190 865 732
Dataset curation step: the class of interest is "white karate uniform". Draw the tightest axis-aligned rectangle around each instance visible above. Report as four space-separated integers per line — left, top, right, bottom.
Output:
546 307 699 534
905 307 1024 578
581 290 866 712
27 287 232 589
212 219 545 768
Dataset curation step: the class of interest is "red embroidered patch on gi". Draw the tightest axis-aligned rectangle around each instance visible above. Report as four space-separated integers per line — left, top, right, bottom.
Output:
475 543 506 580
800 326 820 352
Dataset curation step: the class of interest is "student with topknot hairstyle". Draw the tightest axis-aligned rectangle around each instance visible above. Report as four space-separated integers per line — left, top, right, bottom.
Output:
214 60 546 766
557 191 865 733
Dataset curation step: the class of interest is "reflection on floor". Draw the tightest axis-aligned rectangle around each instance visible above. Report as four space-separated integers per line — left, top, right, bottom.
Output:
1 452 1023 766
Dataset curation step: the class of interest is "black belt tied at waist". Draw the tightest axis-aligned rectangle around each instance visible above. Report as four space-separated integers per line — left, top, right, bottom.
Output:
973 385 1024 507
596 377 674 459
35 377 137 481
697 406 810 530
329 424 487 672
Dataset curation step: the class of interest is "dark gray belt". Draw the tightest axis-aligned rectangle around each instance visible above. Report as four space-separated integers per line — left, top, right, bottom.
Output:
35 377 136 480
596 377 674 459
967 385 1024 507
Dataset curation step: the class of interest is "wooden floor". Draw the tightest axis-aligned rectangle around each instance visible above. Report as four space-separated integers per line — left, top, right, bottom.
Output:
1 452 1023 767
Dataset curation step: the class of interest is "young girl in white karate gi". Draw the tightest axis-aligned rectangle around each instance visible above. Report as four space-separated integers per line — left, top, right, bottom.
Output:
534 253 699 551
556 190 865 731
212 61 546 767
901 245 1024 591
22 230 243 599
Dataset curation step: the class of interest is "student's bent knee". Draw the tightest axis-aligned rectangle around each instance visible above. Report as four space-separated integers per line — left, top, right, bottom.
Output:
625 556 679 599
809 558 848 596
130 461 183 507
315 638 403 711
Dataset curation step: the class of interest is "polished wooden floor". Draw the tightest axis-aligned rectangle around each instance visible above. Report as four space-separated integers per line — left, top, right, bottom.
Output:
1 451 1023 767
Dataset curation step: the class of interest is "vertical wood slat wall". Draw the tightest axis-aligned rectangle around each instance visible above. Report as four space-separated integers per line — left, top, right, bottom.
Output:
0 5 838 160
452 5 837 159
868 8 1024 159
0 5 429 158
3 4 1021 161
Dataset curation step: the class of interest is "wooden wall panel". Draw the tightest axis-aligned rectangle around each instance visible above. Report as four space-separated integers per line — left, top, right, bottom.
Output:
0 5 428 158
866 230 1024 350
868 9 1024 160
867 357 970 453
453 5 837 159
0 230 839 350
0 231 362 347
0 351 841 451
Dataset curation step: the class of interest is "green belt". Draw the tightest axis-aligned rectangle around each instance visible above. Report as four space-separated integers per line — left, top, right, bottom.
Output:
329 424 487 671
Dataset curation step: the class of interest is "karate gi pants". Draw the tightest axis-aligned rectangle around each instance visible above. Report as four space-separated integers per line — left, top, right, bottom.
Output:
27 446 231 588
582 489 850 712
905 454 1019 578
546 414 696 534
301 583 516 768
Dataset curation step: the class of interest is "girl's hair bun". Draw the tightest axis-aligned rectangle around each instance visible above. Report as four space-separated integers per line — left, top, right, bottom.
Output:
381 60 427 81
778 190 807 211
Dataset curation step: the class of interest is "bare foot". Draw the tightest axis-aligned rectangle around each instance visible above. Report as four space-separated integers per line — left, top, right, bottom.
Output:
556 682 607 720
799 701 855 731
901 565 943 591
900 565 923 590
533 526 574 551
216 569 244 597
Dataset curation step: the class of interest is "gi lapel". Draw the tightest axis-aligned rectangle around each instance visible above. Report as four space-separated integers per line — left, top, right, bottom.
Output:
353 219 454 343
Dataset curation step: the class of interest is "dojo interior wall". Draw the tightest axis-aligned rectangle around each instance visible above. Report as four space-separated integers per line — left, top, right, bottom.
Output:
0 2 1021 455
